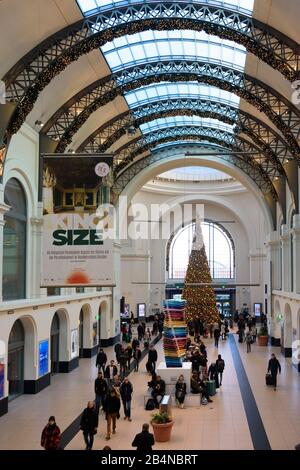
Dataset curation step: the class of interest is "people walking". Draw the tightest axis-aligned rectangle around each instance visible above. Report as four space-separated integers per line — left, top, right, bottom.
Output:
132 423 155 452
94 372 108 413
120 377 133 421
208 362 220 389
133 346 142 372
104 389 121 441
132 337 140 352
41 416 61 451
104 360 118 388
175 375 187 408
119 347 128 379
96 348 107 375
137 323 144 341
267 353 281 390
214 327 220 347
246 332 252 353
80 401 98 450
148 345 158 373
114 342 122 364
215 354 225 386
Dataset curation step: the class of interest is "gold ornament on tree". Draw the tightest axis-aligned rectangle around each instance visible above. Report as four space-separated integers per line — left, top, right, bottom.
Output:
182 220 219 325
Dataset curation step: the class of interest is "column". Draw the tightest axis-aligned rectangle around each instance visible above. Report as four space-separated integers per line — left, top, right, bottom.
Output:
249 250 265 311
281 224 291 293
292 214 300 294
30 215 44 299
0 196 10 302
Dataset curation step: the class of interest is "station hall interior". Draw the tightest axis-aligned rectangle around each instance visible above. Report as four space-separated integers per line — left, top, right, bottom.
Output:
0 0 300 452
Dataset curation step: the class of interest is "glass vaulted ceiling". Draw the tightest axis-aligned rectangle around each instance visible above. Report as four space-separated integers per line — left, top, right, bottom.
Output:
77 0 254 147
77 1 255 17
140 116 234 134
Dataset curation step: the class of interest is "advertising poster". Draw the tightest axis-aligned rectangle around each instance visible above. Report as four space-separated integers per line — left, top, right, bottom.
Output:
0 362 4 399
254 303 262 316
137 303 146 319
39 340 49 377
71 329 79 359
41 154 115 287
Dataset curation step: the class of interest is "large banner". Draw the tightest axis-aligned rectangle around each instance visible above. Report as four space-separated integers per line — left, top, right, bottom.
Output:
41 154 115 287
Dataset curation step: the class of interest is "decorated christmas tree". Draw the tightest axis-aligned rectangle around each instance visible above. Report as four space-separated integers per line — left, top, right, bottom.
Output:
182 221 219 324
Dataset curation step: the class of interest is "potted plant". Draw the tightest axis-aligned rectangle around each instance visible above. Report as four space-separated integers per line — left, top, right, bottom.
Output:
257 325 269 346
151 411 174 442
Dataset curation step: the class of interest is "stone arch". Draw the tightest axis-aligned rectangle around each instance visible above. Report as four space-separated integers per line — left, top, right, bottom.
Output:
8 315 37 399
50 308 70 368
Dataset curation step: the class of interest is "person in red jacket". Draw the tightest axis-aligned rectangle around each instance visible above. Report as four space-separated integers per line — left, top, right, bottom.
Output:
41 416 61 450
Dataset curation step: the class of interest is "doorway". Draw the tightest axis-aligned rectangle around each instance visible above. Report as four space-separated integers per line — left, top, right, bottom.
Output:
8 320 24 401
51 313 60 374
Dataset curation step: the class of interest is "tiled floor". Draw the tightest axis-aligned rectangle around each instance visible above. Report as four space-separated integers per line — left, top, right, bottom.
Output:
0 330 299 450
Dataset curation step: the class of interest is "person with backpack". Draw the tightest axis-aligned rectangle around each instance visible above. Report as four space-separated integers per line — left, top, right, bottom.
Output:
245 332 252 353
267 353 281 391
96 348 107 375
41 416 61 451
80 401 98 450
215 354 225 386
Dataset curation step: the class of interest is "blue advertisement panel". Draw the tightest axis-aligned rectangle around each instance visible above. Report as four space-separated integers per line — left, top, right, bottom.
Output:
39 340 49 377
0 360 4 399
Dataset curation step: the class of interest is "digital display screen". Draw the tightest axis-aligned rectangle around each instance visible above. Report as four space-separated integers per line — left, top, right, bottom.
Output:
137 303 146 318
39 340 49 377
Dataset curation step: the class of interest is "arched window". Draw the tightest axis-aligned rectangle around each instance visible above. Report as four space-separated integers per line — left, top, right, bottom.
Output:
169 221 235 280
3 178 27 301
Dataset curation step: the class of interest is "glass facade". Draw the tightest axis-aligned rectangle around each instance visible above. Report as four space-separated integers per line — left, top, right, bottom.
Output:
3 179 27 301
77 0 255 17
170 221 235 280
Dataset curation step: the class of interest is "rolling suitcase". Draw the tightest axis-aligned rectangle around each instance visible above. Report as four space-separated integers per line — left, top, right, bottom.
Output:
265 373 274 386
205 380 216 396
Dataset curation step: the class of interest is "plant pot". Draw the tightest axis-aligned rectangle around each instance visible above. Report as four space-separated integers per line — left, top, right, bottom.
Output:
151 421 174 442
258 335 269 346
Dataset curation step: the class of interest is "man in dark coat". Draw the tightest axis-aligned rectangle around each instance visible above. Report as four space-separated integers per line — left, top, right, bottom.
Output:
214 327 220 347
132 423 155 451
104 360 118 388
120 377 133 421
103 389 121 440
41 416 61 450
151 375 166 408
133 346 142 372
114 342 122 363
80 401 98 450
267 353 281 390
137 324 144 341
96 348 107 374
94 372 108 413
132 337 140 352
148 345 158 372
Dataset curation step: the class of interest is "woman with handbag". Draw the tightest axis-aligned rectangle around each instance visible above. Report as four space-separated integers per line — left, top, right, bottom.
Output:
80 401 98 450
175 375 187 409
